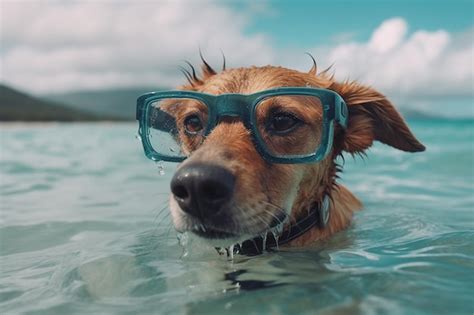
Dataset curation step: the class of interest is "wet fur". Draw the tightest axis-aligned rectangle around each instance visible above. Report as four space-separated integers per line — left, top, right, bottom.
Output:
168 59 425 247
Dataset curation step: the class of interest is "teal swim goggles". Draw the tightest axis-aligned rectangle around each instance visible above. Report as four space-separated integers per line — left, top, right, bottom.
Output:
136 87 348 164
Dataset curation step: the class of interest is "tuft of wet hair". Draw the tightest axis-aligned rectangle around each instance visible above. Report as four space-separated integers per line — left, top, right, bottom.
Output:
305 53 335 80
179 51 225 87
179 61 203 87
305 52 318 76
199 50 217 78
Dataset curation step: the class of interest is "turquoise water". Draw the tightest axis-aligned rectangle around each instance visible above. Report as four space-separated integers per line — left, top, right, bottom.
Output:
1 120 473 314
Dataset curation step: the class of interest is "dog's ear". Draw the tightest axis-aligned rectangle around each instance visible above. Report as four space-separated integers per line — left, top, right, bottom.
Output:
333 81 425 153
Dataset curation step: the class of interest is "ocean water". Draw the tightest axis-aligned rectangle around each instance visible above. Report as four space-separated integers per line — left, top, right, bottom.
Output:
0 120 473 315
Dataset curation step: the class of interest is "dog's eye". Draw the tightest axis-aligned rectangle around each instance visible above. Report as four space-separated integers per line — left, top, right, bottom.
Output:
184 114 203 135
267 112 301 134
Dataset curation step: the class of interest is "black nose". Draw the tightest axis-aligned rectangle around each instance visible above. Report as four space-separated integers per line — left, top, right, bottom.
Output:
170 163 235 219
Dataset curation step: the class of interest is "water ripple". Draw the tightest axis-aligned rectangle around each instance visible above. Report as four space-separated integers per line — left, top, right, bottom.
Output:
1 122 473 315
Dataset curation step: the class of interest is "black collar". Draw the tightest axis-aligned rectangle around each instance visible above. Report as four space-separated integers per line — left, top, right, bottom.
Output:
219 195 331 257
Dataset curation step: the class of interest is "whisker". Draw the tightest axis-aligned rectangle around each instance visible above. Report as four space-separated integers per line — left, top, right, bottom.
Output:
152 203 170 225
261 208 285 224
156 211 171 228
253 213 271 229
233 206 253 233
261 208 291 236
148 203 172 244
234 206 267 234
259 202 293 236
165 224 175 240
260 200 287 213
260 201 289 219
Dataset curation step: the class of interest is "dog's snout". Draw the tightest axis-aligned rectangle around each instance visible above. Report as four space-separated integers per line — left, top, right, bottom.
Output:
170 163 235 218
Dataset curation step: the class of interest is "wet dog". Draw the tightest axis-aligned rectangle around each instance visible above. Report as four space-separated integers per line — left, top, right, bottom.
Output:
151 58 425 254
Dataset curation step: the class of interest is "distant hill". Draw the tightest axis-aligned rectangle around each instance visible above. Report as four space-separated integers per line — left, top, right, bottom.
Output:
45 87 453 121
6 84 459 122
0 84 125 122
401 108 448 120
44 87 161 120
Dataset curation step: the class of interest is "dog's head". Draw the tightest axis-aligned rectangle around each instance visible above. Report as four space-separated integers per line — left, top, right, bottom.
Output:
163 60 425 246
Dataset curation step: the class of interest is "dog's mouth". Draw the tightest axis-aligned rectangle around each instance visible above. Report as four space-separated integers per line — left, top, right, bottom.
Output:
191 226 238 239
188 211 288 241
174 209 292 258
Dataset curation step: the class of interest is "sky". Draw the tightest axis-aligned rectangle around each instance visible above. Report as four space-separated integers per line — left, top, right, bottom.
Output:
1 0 473 116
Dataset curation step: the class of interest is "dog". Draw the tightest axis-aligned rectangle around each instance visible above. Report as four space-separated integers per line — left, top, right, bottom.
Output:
140 56 425 256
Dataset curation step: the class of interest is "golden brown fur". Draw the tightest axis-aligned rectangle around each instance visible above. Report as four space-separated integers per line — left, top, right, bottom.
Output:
167 60 425 247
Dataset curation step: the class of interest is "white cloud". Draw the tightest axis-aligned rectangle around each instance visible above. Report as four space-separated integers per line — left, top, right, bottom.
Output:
0 1 472 106
0 0 275 93
306 18 473 99
368 17 408 53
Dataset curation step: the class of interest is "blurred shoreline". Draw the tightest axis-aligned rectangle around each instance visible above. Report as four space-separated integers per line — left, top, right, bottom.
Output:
2 83 472 123
0 84 130 122
0 121 137 127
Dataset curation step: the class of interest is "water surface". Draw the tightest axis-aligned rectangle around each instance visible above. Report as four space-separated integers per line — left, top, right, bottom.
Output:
1 121 473 314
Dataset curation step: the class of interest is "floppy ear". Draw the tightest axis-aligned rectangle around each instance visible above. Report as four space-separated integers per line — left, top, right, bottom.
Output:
333 81 425 153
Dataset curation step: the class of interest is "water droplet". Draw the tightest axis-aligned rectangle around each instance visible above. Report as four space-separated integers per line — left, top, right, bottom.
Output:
135 134 142 141
177 232 188 246
155 161 165 176
169 147 176 153
227 244 235 260
261 233 267 252
276 223 284 234
270 224 283 250
177 232 189 258
273 233 279 250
